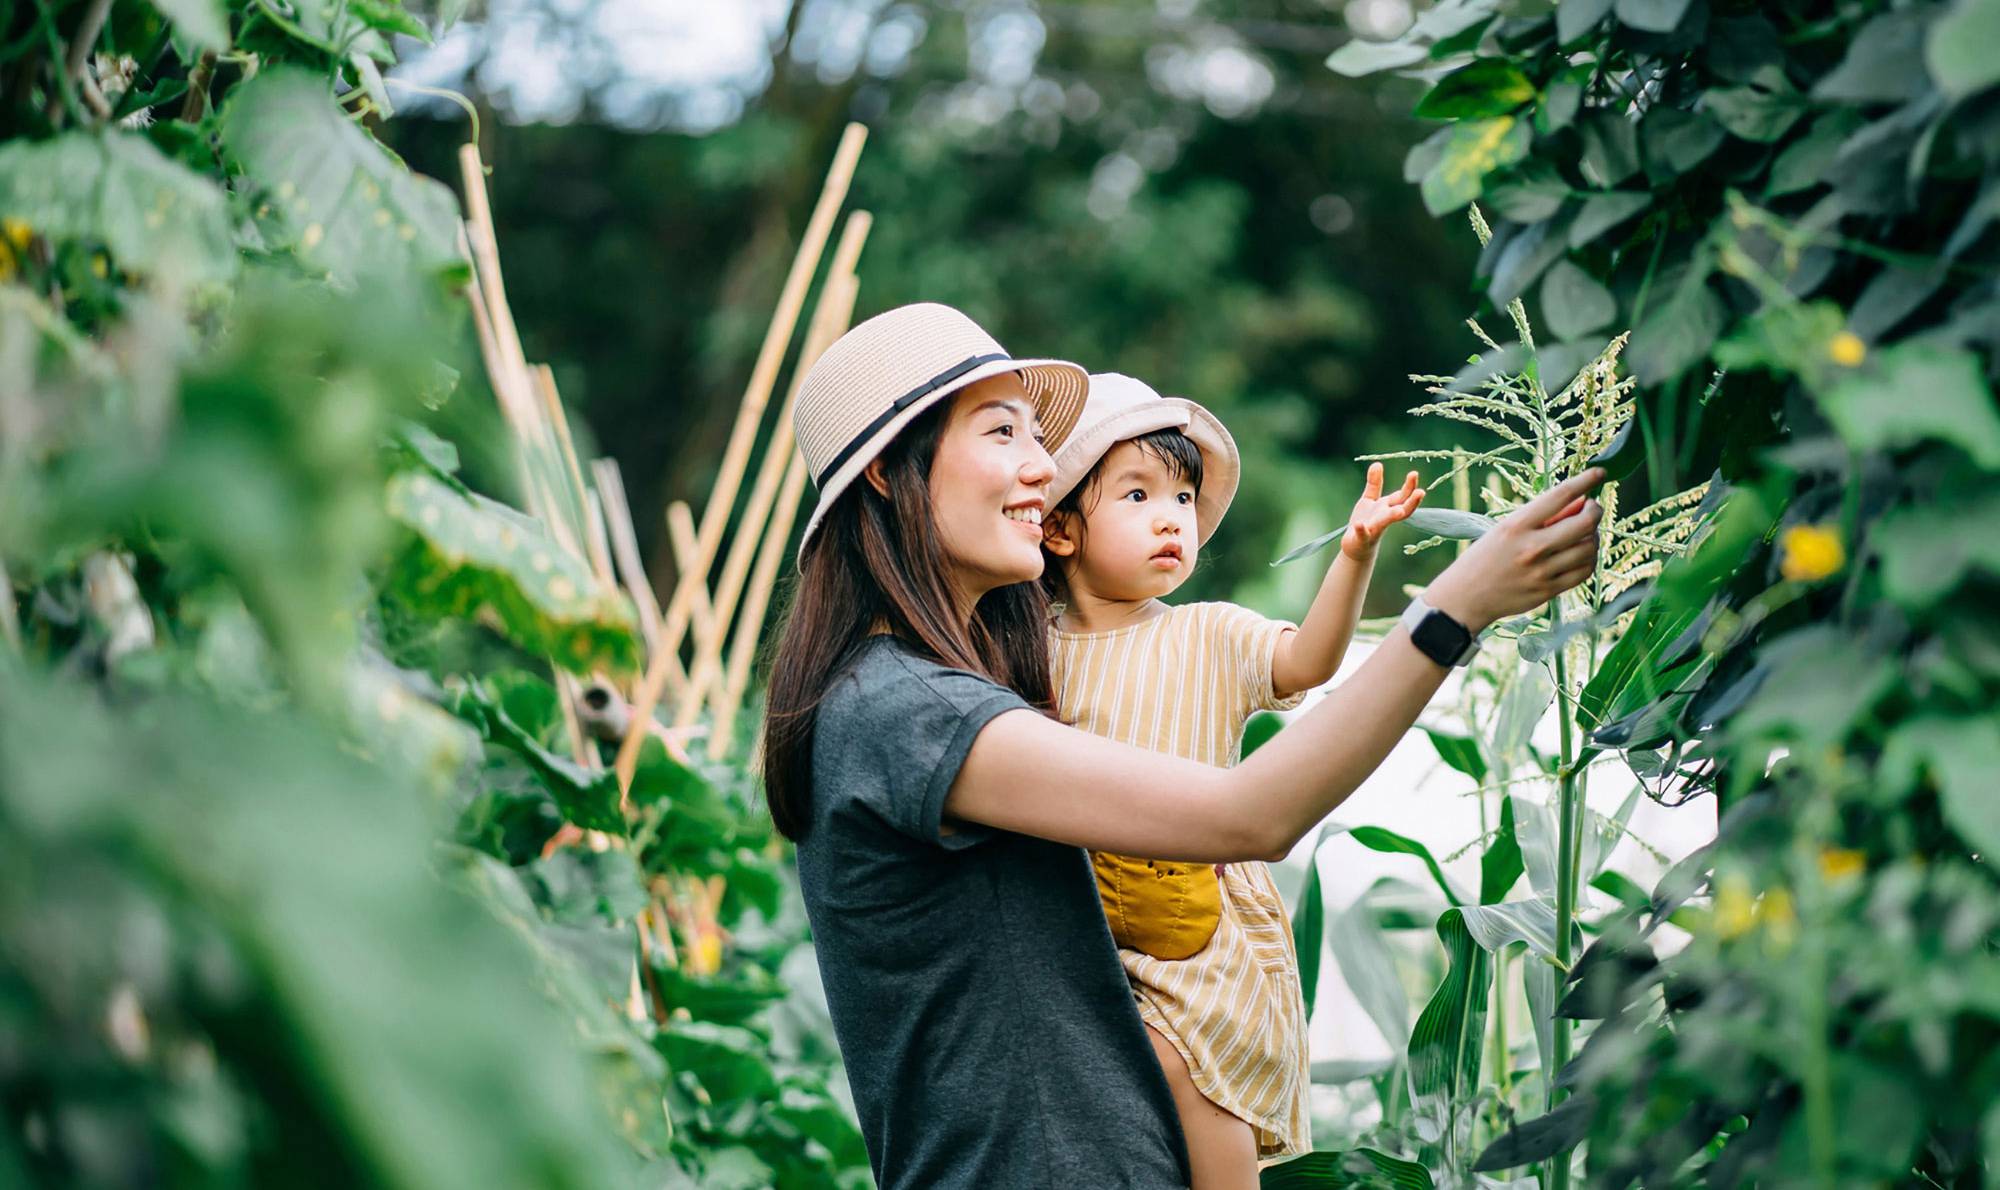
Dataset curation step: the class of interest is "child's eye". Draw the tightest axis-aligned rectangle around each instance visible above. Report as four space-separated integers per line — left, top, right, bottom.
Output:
1123 489 1146 503
1177 492 1194 505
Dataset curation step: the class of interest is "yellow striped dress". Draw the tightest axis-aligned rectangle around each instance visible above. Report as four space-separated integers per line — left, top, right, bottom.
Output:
1049 601 1313 1159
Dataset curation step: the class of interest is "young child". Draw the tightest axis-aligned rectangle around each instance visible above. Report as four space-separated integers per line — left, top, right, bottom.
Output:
1041 373 1424 1187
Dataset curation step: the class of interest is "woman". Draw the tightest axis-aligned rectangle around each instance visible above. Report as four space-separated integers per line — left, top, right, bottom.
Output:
763 304 1604 1189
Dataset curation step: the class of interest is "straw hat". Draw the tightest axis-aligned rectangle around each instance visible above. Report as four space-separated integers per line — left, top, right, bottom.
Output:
1049 372 1240 544
793 303 1089 556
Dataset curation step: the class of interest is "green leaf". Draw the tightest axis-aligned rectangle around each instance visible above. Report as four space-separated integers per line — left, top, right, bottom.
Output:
1489 215 1574 304
1706 84 1806 143
1766 111 1866 198
1407 908 1492 1143
1879 716 2000 866
1460 897 1561 964
450 678 625 831
1346 825 1470 906
1728 627 1896 750
1425 728 1489 783
1272 507 1495 566
1328 894 1412 1049
1540 258 1617 340
1292 827 1330 1020
1614 0 1692 34
1626 277 1723 385
1642 108 1726 174
1816 345 2000 467
1557 0 1615 44
1481 797 1525 904
1578 110 1641 187
1243 710 1285 757
1421 116 1533 215
1814 10 1933 103
383 471 640 675
148 0 230 50
1415 60 1537 120
1875 491 2000 609
0 132 235 284
1261 1149 1435 1189
1567 190 1651 248
1472 1092 1596 1170
1927 0 2000 100
1583 416 1643 481
1327 39 1427 77
221 68 463 283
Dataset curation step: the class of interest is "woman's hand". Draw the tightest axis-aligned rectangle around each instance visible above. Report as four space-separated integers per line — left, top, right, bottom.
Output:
1342 463 1426 560
1423 469 1606 631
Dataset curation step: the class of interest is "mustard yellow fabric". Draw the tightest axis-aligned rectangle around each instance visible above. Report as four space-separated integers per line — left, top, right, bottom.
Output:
1049 601 1312 1158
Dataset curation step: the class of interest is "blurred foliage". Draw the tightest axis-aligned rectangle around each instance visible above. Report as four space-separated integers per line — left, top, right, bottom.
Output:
1294 0 2000 1186
2 1 863 1186
383 0 1483 615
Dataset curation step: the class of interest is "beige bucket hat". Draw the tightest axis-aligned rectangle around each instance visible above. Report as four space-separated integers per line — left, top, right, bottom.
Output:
1049 372 1240 544
793 303 1089 556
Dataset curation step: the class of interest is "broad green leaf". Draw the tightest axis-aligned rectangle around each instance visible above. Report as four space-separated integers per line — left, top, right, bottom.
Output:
1614 0 1692 34
1766 111 1865 198
530 847 649 924
1578 110 1641 186
221 68 463 283
1626 276 1723 385
1489 215 1573 304
450 677 624 831
383 471 640 675
1927 0 2000 100
1346 824 1471 905
648 964 788 1027
1814 10 1933 103
1481 795 1525 904
1292 828 1330 1019
657 1020 779 1105
1540 258 1617 340
1556 0 1615 44
1273 507 1495 566
1705 84 1806 143
1415 60 1537 120
1460 897 1561 964
1728 627 1896 749
1243 710 1285 756
1642 108 1725 173
1421 116 1533 215
149 0 230 50
1407 908 1492 1144
1712 300 1848 381
1816 345 2000 467
1879 716 2000 866
1328 895 1411 1049
1424 727 1489 783
0 132 234 284
1514 795 1558 897
1875 491 2000 609
342 655 477 793
1261 1149 1435 1189
1473 1092 1596 1170
1567 190 1651 248
1327 39 1427 77
1492 661 1556 760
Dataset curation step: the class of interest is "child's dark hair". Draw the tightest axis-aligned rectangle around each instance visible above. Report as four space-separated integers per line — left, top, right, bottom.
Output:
1040 426 1204 602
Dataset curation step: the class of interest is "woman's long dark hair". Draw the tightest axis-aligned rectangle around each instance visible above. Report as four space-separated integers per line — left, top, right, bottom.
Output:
760 400 1057 841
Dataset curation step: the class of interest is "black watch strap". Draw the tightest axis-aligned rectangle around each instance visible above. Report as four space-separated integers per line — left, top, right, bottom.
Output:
1400 597 1478 667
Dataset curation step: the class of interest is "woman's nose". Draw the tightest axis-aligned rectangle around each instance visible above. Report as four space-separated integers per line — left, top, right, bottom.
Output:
1021 440 1055 485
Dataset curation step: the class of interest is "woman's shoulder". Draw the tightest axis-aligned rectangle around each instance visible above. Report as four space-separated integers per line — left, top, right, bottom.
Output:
822 636 1022 724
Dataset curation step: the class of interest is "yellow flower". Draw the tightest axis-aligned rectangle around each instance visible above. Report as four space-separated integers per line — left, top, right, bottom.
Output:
1779 524 1844 582
90 253 108 279
1828 331 1866 368
1 217 29 251
687 927 724 976
1759 887 1797 950
1712 872 1756 940
1818 848 1866 883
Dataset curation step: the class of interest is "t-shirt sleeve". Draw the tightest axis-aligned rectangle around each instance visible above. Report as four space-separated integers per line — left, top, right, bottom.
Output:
828 646 1032 850
1210 603 1309 713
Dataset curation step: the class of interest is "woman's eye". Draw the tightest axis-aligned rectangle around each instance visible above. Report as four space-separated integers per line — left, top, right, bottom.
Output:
993 424 1014 438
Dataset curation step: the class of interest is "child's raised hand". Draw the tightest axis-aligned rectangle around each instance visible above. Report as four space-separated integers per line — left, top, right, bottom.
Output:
1342 463 1425 559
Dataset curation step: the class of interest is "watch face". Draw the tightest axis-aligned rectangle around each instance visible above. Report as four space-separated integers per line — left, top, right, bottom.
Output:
1411 610 1473 663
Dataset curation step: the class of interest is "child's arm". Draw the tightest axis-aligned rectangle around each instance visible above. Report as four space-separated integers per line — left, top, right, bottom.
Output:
1271 463 1425 696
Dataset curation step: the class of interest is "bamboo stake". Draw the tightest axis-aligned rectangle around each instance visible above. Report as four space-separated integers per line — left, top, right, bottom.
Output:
532 363 599 567
617 122 868 792
708 450 811 760
594 458 674 679
676 211 872 727
666 501 721 662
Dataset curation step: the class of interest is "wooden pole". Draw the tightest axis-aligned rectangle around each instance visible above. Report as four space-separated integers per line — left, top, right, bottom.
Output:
617 122 868 792
708 449 811 760
666 501 721 665
593 457 674 682
676 211 872 727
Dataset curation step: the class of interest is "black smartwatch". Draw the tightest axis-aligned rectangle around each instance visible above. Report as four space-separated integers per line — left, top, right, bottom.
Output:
1399 596 1479 668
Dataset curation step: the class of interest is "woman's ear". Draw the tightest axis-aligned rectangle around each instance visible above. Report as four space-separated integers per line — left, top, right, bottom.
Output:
862 457 891 497
1042 510 1080 558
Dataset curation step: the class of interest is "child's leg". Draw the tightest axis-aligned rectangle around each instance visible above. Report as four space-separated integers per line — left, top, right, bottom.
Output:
1145 1024 1260 1190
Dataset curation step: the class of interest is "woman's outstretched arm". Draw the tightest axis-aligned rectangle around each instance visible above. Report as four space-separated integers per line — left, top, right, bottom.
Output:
946 469 1607 862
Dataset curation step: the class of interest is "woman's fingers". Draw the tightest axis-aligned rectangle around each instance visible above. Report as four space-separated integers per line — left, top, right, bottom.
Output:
1539 495 1589 528
1543 537 1600 576
1517 469 1606 526
1532 499 1604 555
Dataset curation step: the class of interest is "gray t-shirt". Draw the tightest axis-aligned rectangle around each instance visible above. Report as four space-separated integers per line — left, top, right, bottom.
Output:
796 637 1190 1190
